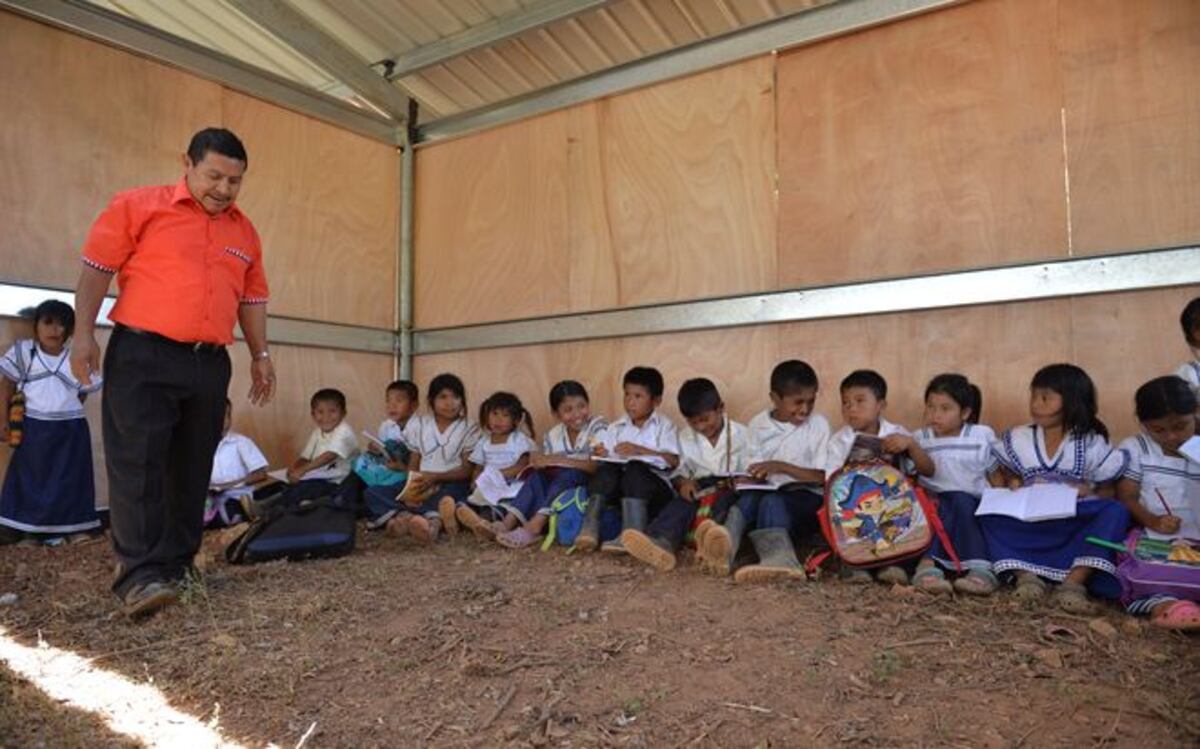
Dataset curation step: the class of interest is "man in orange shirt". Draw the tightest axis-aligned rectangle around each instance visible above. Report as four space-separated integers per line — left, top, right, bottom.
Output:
71 128 276 618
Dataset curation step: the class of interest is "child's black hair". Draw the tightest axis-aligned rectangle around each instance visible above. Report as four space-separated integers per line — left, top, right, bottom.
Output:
479 391 535 439
311 388 346 412
386 379 419 402
623 366 664 399
677 378 724 419
549 380 589 412
1030 363 1107 439
427 373 467 416
1180 296 1200 347
1134 376 1198 422
770 360 819 396
33 299 75 340
840 369 887 401
925 373 982 424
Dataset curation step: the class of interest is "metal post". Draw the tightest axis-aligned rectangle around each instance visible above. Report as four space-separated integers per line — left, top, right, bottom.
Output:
398 124 416 379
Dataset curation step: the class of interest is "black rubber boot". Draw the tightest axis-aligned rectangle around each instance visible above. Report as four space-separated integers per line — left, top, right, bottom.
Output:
601 497 647 555
733 528 807 584
573 493 606 552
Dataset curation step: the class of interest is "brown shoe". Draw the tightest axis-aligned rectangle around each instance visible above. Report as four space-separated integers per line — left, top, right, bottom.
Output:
122 581 178 620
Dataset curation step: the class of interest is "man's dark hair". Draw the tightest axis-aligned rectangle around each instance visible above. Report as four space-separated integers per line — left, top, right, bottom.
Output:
623 366 665 399
311 388 346 412
840 369 888 401
187 128 248 167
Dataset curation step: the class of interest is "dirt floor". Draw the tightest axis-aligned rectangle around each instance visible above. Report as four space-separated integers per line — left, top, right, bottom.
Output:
0 527 1197 749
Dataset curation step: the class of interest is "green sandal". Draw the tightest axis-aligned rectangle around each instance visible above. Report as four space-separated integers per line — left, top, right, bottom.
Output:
1052 581 1096 615
1013 571 1047 601
912 565 953 595
952 569 999 596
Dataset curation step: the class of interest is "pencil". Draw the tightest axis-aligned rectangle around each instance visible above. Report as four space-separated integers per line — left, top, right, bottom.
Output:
1154 488 1174 516
1085 535 1128 553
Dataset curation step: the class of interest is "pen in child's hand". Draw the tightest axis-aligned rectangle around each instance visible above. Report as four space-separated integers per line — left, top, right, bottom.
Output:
1154 488 1174 516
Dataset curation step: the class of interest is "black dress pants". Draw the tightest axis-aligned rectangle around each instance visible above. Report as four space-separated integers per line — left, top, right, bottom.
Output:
103 326 230 596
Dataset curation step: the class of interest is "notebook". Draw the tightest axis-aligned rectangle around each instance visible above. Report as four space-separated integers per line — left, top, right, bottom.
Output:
975 485 1079 522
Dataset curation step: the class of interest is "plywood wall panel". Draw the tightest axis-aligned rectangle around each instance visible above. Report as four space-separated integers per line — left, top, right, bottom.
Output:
222 90 400 329
0 11 222 290
413 57 776 328
226 345 394 469
1061 0 1200 254
413 111 576 329
600 56 777 308
775 0 1068 288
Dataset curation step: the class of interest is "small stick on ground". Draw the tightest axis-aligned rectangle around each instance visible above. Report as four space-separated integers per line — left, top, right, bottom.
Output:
477 685 517 733
881 637 954 650
295 721 317 749
1093 707 1122 748
91 632 209 661
423 721 443 741
722 702 772 715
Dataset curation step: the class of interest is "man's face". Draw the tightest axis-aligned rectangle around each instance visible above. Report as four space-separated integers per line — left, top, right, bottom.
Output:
184 151 245 215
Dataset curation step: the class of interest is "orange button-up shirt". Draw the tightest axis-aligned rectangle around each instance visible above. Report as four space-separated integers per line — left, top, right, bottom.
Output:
81 178 269 345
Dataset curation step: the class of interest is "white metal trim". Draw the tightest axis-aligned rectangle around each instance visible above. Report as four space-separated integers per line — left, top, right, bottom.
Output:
416 0 964 145
0 282 398 355
0 0 401 144
411 247 1200 355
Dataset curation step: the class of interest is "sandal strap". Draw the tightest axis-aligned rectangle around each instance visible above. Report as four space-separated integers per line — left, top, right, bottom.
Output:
912 566 946 582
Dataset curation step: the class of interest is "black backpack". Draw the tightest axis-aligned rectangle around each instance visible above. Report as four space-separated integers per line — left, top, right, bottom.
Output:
225 493 357 564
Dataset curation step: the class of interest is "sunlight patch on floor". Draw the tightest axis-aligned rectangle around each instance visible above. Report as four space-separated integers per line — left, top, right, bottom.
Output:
0 625 247 748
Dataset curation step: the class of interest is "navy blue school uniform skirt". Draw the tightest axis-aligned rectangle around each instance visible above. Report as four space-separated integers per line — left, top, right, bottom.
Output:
979 498 1130 598
1 417 99 535
928 491 992 574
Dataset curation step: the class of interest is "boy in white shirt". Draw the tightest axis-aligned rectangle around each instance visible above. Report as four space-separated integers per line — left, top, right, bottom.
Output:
826 369 934 585
281 388 359 505
205 398 268 527
701 360 829 583
575 367 680 554
624 378 750 571
1174 297 1200 399
357 380 419 527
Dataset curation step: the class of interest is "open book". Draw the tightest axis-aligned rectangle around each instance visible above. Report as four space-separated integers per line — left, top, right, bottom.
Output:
1178 435 1200 466
470 465 525 506
267 465 343 484
594 454 670 471
975 485 1078 522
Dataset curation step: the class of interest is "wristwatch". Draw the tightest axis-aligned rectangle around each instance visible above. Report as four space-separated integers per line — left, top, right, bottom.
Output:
253 350 271 360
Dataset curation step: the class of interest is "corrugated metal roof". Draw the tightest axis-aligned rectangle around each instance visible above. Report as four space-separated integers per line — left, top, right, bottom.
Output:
85 0 833 122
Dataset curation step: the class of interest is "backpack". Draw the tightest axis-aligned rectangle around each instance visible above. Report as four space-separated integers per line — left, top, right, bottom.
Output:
540 488 621 551
225 493 357 564
1113 530 1200 605
817 459 957 569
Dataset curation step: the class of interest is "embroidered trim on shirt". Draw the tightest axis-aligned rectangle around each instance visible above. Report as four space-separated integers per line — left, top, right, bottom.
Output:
224 246 253 264
82 256 118 274
239 296 269 304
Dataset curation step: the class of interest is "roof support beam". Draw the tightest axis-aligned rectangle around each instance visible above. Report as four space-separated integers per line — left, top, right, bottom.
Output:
417 0 965 144
226 0 411 123
387 0 612 79
0 0 400 144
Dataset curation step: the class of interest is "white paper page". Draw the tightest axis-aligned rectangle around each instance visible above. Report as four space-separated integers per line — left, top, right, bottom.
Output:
595 454 669 470
1178 435 1200 466
474 466 524 505
976 485 1077 521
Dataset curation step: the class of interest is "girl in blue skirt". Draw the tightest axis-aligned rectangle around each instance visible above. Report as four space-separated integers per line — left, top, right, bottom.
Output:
1 300 102 545
980 364 1130 614
911 374 998 596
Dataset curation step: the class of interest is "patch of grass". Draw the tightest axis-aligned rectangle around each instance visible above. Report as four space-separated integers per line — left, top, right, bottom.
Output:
179 569 210 606
869 650 903 684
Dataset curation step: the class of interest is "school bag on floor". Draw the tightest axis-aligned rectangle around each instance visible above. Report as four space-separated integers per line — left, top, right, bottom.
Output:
225 493 357 564
816 459 958 570
1113 530 1200 605
541 487 621 550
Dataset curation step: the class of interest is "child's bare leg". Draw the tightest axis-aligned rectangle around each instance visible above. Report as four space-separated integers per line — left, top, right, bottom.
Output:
524 514 548 535
501 514 520 531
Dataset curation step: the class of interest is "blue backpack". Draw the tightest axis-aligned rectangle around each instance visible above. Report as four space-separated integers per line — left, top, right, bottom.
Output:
541 488 620 550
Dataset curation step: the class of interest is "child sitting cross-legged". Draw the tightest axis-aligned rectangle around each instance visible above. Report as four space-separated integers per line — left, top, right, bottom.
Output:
455 392 537 540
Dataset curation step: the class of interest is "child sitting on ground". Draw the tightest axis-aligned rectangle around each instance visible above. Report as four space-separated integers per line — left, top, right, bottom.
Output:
623 378 752 572
205 398 268 527
356 380 419 528
575 367 680 554
826 369 934 585
700 360 830 583
281 388 359 504
455 391 537 540
980 364 1130 614
379 373 481 544
910 374 998 596
493 380 607 549
1115 376 1200 630
0 300 103 545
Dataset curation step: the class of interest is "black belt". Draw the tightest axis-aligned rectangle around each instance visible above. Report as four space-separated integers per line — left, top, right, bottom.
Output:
116 324 225 353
